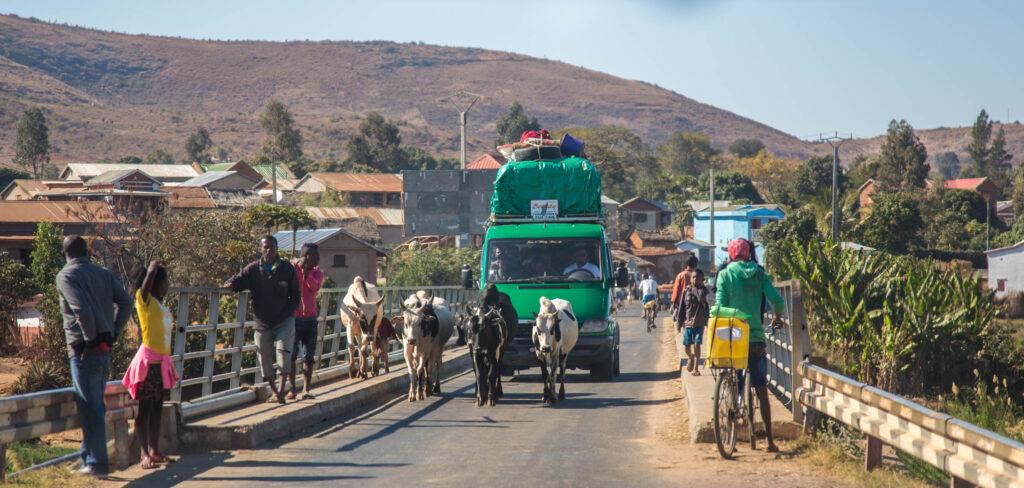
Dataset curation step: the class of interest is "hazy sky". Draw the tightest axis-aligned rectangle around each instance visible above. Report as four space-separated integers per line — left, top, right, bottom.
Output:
5 0 1022 139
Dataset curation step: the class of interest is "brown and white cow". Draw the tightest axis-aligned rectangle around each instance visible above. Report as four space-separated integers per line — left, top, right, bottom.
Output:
342 276 386 379
392 291 454 402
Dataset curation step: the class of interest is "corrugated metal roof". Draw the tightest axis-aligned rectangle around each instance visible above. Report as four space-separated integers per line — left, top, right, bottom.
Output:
272 227 386 255
166 187 216 209
304 207 404 226
63 163 200 181
305 173 402 192
0 201 115 223
85 169 159 185
180 171 239 187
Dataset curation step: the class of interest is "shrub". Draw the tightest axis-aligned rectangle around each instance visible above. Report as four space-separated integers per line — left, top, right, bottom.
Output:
10 361 66 395
384 246 481 287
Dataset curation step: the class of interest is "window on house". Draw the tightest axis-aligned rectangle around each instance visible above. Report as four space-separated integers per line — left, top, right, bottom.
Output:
750 219 762 230
997 279 1007 292
333 254 347 268
633 213 648 223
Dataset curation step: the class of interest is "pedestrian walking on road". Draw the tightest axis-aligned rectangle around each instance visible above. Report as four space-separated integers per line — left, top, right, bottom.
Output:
122 260 180 469
715 238 786 453
287 243 324 400
223 235 300 404
681 269 710 375
56 235 133 479
671 254 699 317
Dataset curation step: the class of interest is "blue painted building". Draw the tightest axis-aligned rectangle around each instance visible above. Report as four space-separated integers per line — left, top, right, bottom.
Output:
693 204 786 268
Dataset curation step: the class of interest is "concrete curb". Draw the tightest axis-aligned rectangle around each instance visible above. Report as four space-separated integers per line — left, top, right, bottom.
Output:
672 319 801 443
181 348 472 450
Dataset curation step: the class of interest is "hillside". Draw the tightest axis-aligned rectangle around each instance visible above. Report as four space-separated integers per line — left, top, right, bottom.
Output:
0 14 820 166
0 14 1020 172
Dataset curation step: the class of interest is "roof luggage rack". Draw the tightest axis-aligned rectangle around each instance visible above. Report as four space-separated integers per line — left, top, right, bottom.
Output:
488 212 604 226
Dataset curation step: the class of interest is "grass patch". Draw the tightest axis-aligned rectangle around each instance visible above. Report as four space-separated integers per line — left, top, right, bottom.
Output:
4 441 78 475
937 375 1024 443
0 463 104 488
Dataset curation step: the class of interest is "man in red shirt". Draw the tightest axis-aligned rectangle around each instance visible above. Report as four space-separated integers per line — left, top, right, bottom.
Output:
671 255 700 318
288 243 324 400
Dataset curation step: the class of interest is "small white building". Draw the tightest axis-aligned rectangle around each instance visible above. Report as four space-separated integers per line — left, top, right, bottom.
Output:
985 240 1024 298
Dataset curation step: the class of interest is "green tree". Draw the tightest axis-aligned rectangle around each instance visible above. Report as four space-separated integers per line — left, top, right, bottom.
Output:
14 107 51 179
29 221 64 290
1012 169 1024 219
385 246 481 286
758 206 820 275
346 112 406 172
144 148 174 165
967 109 992 175
493 101 540 147
401 146 458 170
728 138 765 159
259 98 304 164
987 127 1013 194
0 167 31 190
117 155 143 165
933 152 960 179
554 126 655 201
185 126 213 164
876 119 928 191
853 191 923 253
658 131 719 176
693 170 763 204
0 252 33 354
790 156 846 202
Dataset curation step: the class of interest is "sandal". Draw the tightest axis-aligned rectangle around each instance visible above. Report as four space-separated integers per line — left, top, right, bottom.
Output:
692 369 701 376
140 456 157 470
302 392 316 400
286 391 297 400
150 454 174 464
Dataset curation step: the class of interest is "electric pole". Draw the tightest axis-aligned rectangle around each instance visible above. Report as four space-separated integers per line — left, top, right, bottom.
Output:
814 132 852 243
437 90 485 170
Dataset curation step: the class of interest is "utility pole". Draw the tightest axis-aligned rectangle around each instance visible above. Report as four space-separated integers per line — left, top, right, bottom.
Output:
437 90 485 170
814 132 851 243
709 165 715 267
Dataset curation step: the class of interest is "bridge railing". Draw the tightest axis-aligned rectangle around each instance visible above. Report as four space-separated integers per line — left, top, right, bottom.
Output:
798 361 1024 488
765 279 811 424
0 381 136 481
166 285 476 405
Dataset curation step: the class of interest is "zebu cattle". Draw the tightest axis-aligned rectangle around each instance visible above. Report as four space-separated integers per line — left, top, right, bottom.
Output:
465 306 507 407
341 277 386 379
463 284 518 406
393 292 454 401
532 297 579 405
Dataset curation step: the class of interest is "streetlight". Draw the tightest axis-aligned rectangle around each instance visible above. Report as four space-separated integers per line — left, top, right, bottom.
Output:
437 90 485 170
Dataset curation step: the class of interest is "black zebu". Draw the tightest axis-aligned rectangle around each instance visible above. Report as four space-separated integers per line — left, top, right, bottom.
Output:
462 284 518 406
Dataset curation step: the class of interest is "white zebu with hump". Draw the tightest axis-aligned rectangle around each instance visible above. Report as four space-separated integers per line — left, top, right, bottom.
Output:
532 297 579 405
393 291 454 401
342 276 386 379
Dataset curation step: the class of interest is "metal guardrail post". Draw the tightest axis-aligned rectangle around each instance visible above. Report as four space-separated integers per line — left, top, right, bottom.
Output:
201 292 220 397
229 293 248 389
170 293 189 402
788 280 807 424
314 292 330 367
330 294 343 367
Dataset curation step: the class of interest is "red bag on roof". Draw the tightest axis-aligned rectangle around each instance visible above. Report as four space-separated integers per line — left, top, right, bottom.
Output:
520 130 540 143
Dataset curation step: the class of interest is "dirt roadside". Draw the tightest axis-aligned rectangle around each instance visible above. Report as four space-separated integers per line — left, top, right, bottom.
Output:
640 326 857 488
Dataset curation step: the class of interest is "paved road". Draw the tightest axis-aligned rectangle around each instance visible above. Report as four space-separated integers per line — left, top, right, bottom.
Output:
121 302 680 487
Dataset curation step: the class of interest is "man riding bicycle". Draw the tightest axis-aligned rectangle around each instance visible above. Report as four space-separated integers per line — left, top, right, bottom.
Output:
639 273 659 327
715 238 785 453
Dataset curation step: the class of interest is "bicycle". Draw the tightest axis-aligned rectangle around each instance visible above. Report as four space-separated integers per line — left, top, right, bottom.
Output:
642 300 657 333
709 312 784 459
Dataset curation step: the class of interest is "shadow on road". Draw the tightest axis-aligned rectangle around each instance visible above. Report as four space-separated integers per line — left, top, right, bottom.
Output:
189 474 371 482
122 452 232 488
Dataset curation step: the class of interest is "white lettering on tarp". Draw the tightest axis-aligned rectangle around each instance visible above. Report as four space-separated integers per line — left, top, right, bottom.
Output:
530 199 559 220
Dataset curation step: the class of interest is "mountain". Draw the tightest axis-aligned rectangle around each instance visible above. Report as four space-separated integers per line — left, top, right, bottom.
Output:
0 14 1020 173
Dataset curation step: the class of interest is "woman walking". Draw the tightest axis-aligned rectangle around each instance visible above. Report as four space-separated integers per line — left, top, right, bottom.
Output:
122 260 179 469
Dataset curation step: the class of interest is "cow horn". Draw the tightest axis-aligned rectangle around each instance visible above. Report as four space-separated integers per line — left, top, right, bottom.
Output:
353 296 364 308
372 295 385 306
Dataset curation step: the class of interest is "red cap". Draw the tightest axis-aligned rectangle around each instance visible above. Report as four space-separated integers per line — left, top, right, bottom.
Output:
728 239 750 262
539 129 551 140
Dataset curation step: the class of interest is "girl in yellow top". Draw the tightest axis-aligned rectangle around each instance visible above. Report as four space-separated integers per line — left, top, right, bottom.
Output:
128 260 175 468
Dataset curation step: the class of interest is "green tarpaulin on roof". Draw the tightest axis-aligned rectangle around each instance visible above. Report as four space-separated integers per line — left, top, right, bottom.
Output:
490 157 603 216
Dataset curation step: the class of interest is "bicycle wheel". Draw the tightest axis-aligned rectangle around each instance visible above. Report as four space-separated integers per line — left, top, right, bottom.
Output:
747 375 757 450
713 370 738 459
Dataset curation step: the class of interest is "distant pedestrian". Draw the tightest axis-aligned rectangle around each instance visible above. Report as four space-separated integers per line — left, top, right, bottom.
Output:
222 235 300 404
122 260 180 469
671 254 700 317
715 238 786 453
681 269 710 375
287 243 324 400
56 235 133 479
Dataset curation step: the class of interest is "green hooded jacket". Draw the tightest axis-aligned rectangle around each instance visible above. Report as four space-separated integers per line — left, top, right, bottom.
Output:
714 260 785 343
